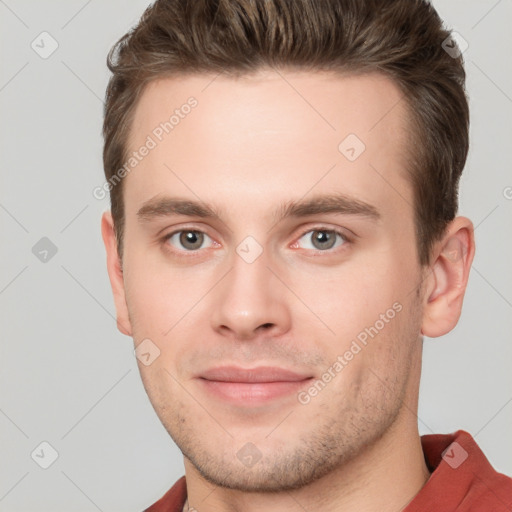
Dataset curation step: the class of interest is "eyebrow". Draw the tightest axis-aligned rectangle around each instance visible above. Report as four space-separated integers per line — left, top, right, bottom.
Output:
136 193 381 224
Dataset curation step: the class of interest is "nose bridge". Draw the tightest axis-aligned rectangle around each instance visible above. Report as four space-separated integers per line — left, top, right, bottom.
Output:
210 238 290 338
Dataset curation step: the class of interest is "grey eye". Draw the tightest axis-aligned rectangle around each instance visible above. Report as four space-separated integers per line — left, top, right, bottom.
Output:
167 230 212 251
297 229 346 251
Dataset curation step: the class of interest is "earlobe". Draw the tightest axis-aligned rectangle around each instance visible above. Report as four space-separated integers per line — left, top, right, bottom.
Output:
101 211 133 336
421 217 475 338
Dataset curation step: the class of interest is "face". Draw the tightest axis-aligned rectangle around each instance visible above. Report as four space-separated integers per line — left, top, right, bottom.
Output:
112 69 428 491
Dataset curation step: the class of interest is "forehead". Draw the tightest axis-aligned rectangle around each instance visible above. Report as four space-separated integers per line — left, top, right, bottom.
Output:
124 69 413 223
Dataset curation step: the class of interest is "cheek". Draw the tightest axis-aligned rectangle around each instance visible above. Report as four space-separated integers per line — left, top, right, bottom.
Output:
127 281 164 330
123 254 185 338
291 254 418 391
292 261 404 339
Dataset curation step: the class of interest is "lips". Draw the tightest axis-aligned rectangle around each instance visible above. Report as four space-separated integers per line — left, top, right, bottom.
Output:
196 366 314 405
199 365 312 383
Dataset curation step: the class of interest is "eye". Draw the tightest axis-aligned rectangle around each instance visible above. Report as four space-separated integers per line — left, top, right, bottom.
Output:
163 230 215 252
295 228 348 252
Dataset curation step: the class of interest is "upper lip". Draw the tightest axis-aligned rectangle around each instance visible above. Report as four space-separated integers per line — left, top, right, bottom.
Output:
199 366 313 383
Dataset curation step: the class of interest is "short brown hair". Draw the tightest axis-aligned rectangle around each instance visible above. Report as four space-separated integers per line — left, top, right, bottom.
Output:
103 0 469 266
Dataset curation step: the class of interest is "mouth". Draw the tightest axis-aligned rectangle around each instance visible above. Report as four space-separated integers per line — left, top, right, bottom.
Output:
196 366 314 405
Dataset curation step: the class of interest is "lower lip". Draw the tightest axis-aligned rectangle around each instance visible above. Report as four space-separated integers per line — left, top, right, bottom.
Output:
198 378 313 405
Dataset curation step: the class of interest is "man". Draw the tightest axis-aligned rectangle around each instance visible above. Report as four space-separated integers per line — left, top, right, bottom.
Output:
100 0 512 510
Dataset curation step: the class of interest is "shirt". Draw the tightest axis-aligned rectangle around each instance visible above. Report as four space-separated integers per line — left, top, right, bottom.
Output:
143 430 512 511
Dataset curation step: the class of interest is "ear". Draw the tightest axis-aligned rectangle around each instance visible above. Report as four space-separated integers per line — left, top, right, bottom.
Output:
421 216 475 338
101 211 132 336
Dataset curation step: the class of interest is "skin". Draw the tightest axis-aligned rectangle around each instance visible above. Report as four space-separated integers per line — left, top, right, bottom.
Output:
102 69 475 512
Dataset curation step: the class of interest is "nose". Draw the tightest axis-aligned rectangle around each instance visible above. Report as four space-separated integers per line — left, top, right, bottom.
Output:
209 246 291 341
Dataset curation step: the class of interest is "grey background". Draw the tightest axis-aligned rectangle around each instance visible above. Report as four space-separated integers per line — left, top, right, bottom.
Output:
1 0 511 510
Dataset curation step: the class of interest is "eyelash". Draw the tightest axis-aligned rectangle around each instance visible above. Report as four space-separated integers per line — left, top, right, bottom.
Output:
160 225 352 258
